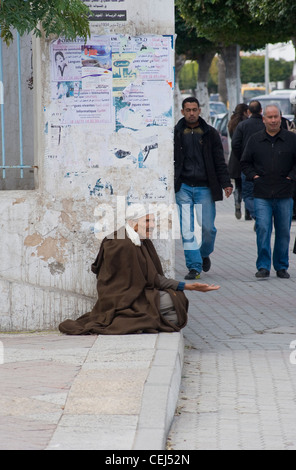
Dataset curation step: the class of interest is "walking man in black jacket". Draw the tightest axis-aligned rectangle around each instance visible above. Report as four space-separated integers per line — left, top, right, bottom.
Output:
241 103 296 279
174 97 232 280
231 100 265 220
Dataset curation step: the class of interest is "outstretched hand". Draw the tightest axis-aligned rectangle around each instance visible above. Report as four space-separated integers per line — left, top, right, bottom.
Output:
224 187 233 198
184 282 220 292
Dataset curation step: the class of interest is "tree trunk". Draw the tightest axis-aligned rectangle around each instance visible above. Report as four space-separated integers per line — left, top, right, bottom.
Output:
194 50 216 123
221 44 241 115
291 37 296 82
218 55 227 105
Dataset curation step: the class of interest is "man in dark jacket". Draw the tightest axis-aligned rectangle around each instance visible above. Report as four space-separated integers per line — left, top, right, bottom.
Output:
174 97 232 280
241 103 296 279
231 100 265 220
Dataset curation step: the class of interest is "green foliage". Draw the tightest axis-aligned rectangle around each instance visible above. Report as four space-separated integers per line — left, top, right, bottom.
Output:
178 57 218 93
248 1 296 42
241 56 293 83
176 0 291 49
178 55 293 92
0 0 91 45
175 6 218 59
179 61 199 90
248 0 296 24
241 56 265 83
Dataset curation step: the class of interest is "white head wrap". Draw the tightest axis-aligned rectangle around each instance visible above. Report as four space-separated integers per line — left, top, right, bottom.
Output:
125 203 151 221
125 203 155 246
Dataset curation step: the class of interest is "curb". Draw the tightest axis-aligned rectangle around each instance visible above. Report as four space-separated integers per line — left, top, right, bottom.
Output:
132 332 184 450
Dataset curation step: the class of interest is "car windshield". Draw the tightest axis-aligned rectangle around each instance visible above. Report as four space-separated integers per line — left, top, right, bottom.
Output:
243 89 265 101
258 97 293 116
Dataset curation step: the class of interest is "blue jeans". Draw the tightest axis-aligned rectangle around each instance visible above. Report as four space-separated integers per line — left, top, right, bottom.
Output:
241 172 255 218
175 184 217 272
254 197 293 272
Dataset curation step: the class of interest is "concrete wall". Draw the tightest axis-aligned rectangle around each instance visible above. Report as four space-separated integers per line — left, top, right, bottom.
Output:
0 0 176 331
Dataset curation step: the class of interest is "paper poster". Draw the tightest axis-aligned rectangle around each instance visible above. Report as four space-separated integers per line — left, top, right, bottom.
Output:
50 34 173 141
112 52 137 97
51 42 82 81
49 35 174 202
51 39 114 125
81 0 127 21
50 35 173 129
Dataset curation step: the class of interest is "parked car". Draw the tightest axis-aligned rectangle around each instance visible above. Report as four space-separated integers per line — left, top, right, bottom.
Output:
270 89 293 95
209 93 220 102
210 101 227 116
211 112 229 162
251 92 295 120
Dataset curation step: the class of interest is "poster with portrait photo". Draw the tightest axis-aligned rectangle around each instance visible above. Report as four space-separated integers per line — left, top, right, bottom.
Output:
51 42 82 82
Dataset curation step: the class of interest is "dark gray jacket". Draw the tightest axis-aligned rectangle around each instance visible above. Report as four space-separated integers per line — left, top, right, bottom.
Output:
241 128 296 199
231 114 265 161
174 116 232 201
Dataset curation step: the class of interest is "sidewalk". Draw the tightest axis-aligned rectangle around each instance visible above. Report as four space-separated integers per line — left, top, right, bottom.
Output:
0 330 183 450
168 196 296 450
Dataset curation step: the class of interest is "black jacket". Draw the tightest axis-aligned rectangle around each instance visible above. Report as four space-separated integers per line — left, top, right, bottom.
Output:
174 116 232 201
241 128 296 199
231 114 265 161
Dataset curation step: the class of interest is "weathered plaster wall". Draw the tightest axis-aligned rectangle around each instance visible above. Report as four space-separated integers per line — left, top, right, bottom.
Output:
0 0 175 331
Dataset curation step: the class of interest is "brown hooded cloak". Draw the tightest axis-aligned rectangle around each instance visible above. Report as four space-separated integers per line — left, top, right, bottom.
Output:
59 228 188 335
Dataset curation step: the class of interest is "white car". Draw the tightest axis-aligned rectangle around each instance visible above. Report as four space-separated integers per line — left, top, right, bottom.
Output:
253 92 294 120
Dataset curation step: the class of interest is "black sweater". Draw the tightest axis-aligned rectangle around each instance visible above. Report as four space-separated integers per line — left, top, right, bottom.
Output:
174 116 232 201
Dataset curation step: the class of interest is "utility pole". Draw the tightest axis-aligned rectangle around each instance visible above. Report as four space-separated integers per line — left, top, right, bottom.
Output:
265 44 269 94
236 44 241 104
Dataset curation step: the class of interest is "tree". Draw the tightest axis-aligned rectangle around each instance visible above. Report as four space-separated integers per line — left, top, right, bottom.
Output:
176 0 288 49
0 0 91 45
248 0 296 79
176 0 291 113
175 8 218 121
248 0 296 40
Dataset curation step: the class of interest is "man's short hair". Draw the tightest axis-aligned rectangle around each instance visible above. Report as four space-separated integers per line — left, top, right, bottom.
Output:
263 102 281 116
248 100 262 114
182 96 200 109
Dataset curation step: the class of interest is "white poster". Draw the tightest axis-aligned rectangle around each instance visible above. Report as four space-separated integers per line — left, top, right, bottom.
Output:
50 34 173 129
82 0 127 21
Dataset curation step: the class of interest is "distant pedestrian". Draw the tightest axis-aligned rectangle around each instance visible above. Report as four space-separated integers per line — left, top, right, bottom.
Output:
241 104 296 279
227 103 249 219
174 97 233 280
231 100 265 220
284 108 296 220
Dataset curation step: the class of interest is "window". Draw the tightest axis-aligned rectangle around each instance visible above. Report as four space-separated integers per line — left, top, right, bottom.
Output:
0 32 35 190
